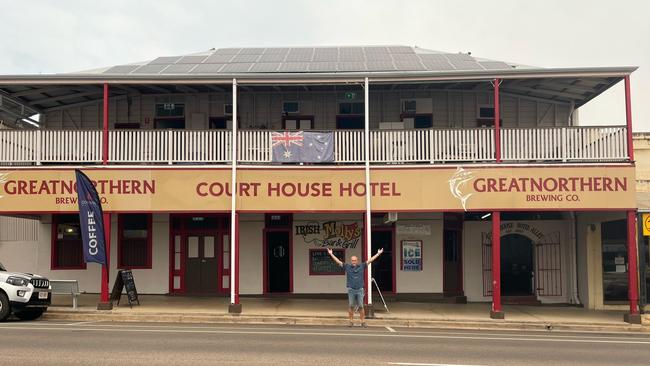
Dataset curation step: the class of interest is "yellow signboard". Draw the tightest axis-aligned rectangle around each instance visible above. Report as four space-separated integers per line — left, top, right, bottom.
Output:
642 213 650 236
0 165 636 213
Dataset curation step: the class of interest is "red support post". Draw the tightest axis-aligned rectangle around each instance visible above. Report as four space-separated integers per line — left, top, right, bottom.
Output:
102 83 109 164
97 83 112 310
490 211 504 319
494 78 501 163
100 213 111 303
624 76 634 161
625 210 640 323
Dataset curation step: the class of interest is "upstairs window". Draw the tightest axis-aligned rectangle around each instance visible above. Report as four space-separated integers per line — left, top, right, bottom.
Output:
155 103 185 117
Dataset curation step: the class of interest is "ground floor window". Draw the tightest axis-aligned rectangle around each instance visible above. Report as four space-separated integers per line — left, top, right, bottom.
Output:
118 214 152 269
52 214 85 270
601 219 628 302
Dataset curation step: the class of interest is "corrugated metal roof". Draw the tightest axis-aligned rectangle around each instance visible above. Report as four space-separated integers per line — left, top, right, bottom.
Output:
87 46 523 76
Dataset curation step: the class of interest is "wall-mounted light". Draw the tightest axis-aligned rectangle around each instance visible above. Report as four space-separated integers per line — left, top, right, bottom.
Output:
481 213 491 220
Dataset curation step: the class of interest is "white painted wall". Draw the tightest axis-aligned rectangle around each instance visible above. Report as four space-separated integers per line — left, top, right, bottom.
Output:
394 212 443 293
239 213 264 295
463 219 574 304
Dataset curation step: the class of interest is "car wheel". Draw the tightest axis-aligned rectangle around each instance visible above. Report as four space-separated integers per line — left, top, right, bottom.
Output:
14 309 45 321
0 292 10 322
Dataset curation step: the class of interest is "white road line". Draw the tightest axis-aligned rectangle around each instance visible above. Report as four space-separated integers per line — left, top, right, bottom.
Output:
24 322 650 341
65 321 101 326
386 326 396 333
1 325 650 345
388 363 486 366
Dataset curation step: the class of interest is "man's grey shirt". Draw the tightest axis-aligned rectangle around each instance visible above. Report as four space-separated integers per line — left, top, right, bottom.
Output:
344 262 367 290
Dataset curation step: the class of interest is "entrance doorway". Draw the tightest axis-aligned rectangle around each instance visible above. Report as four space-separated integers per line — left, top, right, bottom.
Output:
265 231 291 293
443 213 464 296
501 234 534 296
371 229 394 292
169 214 230 294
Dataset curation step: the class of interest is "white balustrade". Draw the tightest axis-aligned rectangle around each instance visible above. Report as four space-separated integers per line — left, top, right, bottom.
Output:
0 126 631 165
501 126 627 162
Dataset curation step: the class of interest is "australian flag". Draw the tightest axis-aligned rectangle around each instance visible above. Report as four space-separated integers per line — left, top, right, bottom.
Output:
271 131 334 163
75 169 108 265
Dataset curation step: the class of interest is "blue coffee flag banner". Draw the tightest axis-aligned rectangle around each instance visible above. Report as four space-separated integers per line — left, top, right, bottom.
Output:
75 169 107 265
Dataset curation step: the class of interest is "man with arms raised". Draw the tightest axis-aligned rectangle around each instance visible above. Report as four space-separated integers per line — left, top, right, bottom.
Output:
327 247 383 327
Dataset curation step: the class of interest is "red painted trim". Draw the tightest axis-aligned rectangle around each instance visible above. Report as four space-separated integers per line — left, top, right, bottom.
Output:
2 163 634 172
100 213 111 303
491 211 501 313
627 210 639 314
624 76 634 161
494 78 501 163
50 214 87 270
262 213 294 294
117 214 153 269
102 83 109 165
309 248 345 275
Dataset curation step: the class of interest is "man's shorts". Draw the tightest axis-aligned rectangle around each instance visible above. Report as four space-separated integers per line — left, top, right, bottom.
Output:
347 287 364 308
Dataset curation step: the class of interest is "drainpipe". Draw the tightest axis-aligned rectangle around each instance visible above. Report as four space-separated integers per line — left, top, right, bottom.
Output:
570 212 581 305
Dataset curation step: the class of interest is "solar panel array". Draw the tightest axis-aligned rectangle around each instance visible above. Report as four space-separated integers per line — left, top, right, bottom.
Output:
103 46 513 75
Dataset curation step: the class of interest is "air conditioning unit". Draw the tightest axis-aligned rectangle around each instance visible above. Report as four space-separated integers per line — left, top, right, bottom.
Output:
384 212 398 224
402 100 417 113
282 101 300 114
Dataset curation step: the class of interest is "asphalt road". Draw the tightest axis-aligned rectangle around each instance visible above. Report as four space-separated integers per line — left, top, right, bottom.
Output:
0 320 649 366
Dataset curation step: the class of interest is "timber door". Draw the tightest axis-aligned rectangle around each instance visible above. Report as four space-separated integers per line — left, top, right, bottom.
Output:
266 231 291 293
185 234 219 293
501 234 534 296
443 213 464 296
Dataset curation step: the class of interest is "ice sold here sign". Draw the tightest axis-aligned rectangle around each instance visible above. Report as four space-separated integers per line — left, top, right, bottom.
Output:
401 240 422 271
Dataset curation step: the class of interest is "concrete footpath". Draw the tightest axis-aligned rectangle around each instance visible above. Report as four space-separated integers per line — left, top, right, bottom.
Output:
43 294 650 333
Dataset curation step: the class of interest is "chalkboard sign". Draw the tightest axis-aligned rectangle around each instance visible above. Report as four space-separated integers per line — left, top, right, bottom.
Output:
310 249 345 275
110 270 140 308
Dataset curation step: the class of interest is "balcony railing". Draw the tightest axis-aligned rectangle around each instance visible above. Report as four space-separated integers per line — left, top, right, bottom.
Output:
0 126 629 166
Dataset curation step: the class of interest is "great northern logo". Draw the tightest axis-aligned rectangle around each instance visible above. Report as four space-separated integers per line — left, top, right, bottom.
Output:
448 167 475 211
0 172 9 199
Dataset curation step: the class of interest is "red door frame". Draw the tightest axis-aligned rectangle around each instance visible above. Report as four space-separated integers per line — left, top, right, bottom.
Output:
262 214 294 294
168 213 230 295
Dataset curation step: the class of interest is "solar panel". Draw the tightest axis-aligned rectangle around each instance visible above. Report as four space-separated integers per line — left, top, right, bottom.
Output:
308 62 337 72
239 48 265 55
249 63 281 72
263 47 290 54
447 60 483 70
363 46 389 53
366 61 396 71
148 56 181 65
365 52 392 61
394 60 426 71
161 64 198 74
190 64 225 73
286 48 314 62
339 47 365 61
103 65 141 74
231 54 261 63
313 48 338 62
337 62 367 72
214 48 241 55
177 55 208 64
278 62 309 72
258 53 287 62
204 54 235 63
132 64 168 74
445 53 474 62
220 63 254 73
421 61 455 71
391 53 420 62
418 54 449 62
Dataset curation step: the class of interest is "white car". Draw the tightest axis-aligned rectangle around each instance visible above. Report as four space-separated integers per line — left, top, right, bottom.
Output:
0 261 51 321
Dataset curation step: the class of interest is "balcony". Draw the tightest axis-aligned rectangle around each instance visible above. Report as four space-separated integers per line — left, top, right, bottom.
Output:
0 126 629 166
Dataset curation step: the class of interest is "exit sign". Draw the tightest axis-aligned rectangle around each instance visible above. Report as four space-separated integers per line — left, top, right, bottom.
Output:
163 103 175 110
344 92 356 100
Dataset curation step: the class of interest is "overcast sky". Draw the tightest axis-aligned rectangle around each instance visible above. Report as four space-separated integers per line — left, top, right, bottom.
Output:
1 0 648 131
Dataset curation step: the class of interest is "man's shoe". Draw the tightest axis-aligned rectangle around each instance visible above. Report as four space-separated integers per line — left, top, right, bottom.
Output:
348 322 354 327
361 322 367 328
